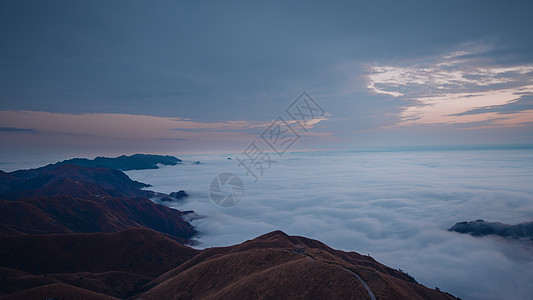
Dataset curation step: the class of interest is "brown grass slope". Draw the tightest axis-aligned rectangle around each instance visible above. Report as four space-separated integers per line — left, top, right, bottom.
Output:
0 282 119 300
0 268 150 299
140 230 459 300
0 228 198 298
0 230 459 299
0 164 196 242
0 228 198 277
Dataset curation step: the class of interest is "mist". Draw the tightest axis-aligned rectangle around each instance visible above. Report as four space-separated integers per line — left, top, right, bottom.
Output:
125 149 533 300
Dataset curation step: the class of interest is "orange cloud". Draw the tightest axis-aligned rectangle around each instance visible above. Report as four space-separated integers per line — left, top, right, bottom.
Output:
366 47 533 128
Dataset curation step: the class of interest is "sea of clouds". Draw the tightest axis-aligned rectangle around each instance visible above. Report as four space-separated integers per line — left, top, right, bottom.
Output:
125 149 533 300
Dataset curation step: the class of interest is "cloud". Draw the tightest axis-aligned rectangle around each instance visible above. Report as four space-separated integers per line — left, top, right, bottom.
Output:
0 110 330 158
366 46 533 128
453 95 533 116
0 111 328 138
398 86 533 127
367 81 404 97
125 149 533 300
0 127 36 133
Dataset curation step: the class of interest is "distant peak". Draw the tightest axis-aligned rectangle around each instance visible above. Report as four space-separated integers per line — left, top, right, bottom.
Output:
51 154 182 171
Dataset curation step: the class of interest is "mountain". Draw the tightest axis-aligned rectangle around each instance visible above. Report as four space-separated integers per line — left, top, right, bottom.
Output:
0 230 459 299
2 164 151 199
50 154 182 171
0 229 197 299
141 230 458 300
0 164 196 242
449 219 533 240
0 161 460 299
0 229 197 278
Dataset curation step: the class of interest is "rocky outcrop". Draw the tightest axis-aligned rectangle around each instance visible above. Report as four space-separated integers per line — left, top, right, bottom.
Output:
449 219 533 240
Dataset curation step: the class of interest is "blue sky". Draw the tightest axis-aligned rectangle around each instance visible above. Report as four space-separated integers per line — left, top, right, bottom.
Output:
1 0 533 159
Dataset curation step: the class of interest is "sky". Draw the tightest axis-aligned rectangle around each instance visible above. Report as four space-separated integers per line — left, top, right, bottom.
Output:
1 0 533 160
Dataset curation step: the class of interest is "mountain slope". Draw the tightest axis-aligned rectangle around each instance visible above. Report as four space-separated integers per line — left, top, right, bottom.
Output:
0 229 198 299
0 164 196 242
0 162 460 299
140 231 458 300
0 229 197 277
3 164 151 199
0 229 459 299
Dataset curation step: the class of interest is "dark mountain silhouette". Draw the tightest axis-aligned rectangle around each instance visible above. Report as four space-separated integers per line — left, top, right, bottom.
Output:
449 219 533 240
50 154 182 171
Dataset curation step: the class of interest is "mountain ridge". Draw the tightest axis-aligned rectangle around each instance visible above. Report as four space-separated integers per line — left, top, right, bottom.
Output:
0 229 459 300
0 163 196 242
0 160 460 299
49 154 182 171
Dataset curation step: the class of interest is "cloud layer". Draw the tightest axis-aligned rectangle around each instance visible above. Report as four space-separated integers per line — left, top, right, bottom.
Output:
367 48 533 128
126 149 533 300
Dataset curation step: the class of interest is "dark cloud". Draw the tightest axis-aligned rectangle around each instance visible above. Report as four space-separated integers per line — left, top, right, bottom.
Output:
0 127 36 132
452 95 533 116
2 0 533 121
1 0 533 153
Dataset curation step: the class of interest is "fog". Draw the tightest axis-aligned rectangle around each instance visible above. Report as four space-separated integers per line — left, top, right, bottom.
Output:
125 149 533 300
